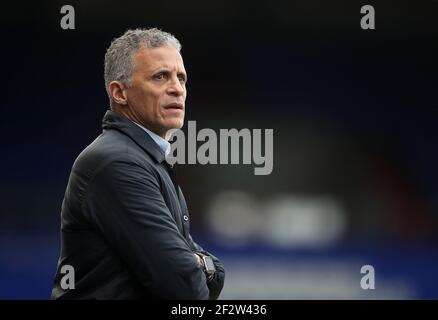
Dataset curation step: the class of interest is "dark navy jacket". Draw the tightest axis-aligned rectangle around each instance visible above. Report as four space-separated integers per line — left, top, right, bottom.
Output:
51 110 225 299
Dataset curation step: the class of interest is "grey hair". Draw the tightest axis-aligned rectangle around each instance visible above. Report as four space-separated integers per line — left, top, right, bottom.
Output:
104 28 182 108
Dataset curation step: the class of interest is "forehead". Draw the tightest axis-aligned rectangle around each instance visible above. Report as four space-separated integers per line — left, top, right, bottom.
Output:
133 46 185 72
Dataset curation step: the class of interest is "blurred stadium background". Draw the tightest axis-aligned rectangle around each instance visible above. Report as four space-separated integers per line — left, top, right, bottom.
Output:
1 0 437 299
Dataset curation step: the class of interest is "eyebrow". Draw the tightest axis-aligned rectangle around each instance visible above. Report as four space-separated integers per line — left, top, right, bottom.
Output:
152 66 185 73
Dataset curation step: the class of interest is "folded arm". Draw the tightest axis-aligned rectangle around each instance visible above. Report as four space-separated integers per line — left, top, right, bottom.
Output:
82 159 209 299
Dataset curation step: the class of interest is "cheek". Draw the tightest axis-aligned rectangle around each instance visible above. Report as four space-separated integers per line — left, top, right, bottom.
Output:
130 86 149 107
136 88 158 112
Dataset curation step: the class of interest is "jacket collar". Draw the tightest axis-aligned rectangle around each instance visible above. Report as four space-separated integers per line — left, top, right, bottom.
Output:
101 110 166 163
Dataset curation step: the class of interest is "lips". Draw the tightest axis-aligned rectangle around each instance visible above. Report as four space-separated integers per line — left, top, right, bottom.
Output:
164 102 184 110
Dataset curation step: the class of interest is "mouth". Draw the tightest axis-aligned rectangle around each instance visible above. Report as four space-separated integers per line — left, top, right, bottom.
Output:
164 102 184 111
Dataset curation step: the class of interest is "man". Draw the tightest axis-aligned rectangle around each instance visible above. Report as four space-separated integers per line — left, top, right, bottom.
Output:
51 28 225 299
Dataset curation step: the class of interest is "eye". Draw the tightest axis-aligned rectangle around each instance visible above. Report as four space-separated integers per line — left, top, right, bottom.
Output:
153 72 167 80
178 74 187 83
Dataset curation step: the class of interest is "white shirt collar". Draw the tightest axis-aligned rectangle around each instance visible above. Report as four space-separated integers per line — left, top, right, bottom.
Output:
132 121 171 157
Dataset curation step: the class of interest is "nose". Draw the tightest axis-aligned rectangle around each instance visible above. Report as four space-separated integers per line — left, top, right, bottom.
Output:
167 76 185 97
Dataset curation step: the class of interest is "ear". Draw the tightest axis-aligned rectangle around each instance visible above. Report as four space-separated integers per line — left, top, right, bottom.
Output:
109 81 128 106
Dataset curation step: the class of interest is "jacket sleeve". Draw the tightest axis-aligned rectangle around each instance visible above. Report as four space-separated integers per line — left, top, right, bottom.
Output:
82 159 209 299
189 234 225 300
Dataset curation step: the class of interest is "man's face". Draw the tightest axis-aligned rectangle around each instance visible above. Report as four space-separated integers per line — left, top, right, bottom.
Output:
124 46 187 139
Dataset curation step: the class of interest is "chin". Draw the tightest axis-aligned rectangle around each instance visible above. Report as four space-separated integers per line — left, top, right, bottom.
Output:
166 118 184 130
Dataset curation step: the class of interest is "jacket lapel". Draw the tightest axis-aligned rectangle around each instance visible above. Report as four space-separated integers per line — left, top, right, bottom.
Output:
101 110 185 235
